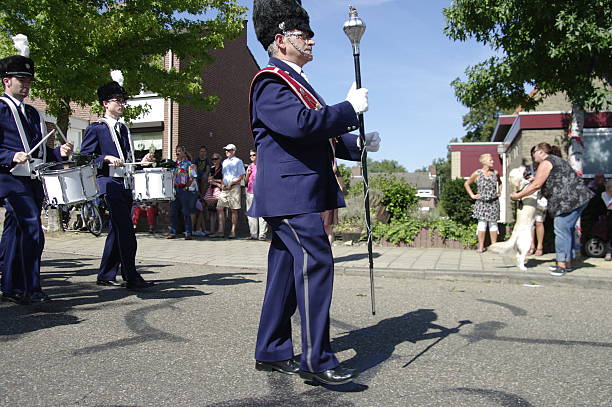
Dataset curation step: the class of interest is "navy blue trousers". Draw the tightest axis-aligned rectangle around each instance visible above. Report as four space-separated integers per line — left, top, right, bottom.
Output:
255 212 339 373
98 182 140 282
0 179 45 295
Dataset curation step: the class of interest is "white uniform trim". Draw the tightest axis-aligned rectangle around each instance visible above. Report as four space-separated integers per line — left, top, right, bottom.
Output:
0 96 47 177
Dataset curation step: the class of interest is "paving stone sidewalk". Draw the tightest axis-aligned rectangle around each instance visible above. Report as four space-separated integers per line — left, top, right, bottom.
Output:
44 232 612 289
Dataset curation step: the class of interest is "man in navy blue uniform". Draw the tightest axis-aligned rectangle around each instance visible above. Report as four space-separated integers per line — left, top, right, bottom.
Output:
80 75 155 290
250 0 380 385
0 37 73 304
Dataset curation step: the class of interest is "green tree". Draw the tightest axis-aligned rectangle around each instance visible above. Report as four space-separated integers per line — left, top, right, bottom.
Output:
461 99 507 142
367 158 406 173
0 0 246 135
444 0 611 171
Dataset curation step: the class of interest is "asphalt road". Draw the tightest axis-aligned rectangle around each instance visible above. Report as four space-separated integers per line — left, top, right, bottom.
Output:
1 252 610 407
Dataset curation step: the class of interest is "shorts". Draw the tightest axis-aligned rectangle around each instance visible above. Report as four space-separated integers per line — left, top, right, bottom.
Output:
217 185 241 210
534 207 547 223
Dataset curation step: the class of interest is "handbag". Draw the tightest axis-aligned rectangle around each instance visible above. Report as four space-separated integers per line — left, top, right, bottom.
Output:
203 184 220 201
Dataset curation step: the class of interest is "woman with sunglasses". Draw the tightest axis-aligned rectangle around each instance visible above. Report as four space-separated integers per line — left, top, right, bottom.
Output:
204 154 224 236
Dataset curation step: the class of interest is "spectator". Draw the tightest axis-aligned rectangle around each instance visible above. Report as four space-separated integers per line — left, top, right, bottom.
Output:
204 153 224 236
211 144 245 238
511 142 594 276
527 146 546 256
167 145 198 240
245 149 268 240
602 179 612 261
132 202 157 233
194 145 211 193
588 172 606 194
321 160 346 244
464 153 501 253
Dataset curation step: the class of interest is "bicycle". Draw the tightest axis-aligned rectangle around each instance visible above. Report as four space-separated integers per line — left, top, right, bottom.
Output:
41 199 104 237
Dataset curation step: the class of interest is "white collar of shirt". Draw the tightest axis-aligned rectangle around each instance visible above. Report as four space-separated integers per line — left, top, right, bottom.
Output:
103 116 119 128
5 94 26 114
280 59 309 83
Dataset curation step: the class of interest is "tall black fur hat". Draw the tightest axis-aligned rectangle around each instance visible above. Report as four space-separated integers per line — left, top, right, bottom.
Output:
253 0 314 50
97 70 128 103
0 55 35 78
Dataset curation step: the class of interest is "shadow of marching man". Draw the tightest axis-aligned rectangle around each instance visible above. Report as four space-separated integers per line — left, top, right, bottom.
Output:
331 309 471 375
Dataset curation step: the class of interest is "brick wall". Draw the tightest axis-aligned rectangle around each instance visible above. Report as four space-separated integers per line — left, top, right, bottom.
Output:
534 92 571 111
175 28 260 162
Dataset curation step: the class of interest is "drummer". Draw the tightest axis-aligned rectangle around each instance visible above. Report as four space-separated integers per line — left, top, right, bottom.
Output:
0 35 73 304
80 72 155 290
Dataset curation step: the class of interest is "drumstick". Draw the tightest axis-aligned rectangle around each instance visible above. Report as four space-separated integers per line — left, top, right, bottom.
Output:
53 125 68 144
27 129 56 157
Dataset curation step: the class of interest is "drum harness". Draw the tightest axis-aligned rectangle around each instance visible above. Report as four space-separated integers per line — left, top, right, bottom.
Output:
0 96 47 178
98 118 136 189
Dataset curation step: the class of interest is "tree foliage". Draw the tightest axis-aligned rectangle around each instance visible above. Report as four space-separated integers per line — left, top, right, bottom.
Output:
367 158 406 173
444 0 612 112
440 177 475 226
461 99 507 142
0 0 246 132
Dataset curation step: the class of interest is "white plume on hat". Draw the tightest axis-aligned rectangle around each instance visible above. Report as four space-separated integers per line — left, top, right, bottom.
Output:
12 34 30 58
110 70 124 86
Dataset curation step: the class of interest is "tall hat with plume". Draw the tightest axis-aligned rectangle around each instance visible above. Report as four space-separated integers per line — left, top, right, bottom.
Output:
97 70 128 103
253 0 314 50
0 34 35 78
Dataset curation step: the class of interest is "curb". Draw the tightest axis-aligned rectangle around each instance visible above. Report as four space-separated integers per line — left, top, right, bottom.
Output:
44 248 611 290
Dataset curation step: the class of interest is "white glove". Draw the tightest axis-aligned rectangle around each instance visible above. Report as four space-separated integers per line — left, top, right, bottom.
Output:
357 131 381 152
345 82 368 114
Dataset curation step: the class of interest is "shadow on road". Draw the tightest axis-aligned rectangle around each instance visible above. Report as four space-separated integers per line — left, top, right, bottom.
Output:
332 309 469 375
334 252 381 263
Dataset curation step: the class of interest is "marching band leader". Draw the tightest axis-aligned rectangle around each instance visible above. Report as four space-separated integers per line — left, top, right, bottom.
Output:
250 0 380 385
80 73 155 290
0 36 73 304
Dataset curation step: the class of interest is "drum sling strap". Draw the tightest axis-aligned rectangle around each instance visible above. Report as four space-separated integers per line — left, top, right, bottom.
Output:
248 66 344 190
0 96 47 178
98 118 135 164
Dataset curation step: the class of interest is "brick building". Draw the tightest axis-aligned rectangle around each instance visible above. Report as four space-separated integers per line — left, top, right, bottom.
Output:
449 90 612 223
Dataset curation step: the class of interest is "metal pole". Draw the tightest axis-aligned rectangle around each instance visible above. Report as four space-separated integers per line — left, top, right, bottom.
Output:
344 6 375 315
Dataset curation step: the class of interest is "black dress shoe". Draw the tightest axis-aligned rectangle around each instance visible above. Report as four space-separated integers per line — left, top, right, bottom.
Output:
30 291 51 303
299 367 359 385
1 293 30 305
125 279 155 290
96 279 123 287
255 358 300 375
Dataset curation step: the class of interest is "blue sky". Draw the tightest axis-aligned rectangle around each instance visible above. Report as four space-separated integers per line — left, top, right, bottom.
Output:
237 0 496 171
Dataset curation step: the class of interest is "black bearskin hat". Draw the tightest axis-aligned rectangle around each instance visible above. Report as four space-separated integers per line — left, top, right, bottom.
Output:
253 0 314 50
0 55 35 78
97 81 127 104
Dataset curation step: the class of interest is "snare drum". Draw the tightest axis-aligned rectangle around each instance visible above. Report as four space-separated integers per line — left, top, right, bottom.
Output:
40 163 99 205
132 168 175 201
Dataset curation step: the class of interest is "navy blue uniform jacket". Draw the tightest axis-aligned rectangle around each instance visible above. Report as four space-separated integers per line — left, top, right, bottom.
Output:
248 58 361 218
80 121 131 195
0 96 62 197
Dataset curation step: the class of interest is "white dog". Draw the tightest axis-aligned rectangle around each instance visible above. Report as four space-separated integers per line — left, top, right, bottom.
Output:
488 166 539 270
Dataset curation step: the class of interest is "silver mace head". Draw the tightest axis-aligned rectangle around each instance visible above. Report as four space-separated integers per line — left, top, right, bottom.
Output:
343 5 366 55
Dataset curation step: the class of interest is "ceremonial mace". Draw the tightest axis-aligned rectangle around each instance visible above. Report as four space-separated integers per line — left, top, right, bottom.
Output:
344 6 375 315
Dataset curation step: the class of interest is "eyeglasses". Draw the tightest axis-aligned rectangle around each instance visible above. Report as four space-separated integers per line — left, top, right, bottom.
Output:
212 157 220 160
249 154 256 157
108 98 128 105
284 30 312 41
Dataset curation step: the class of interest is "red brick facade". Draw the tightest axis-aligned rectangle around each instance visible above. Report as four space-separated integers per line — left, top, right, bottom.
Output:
167 29 260 162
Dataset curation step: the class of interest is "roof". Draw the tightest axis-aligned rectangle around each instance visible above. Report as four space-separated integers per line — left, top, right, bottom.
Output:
370 172 435 189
